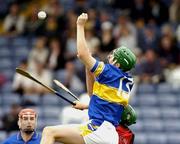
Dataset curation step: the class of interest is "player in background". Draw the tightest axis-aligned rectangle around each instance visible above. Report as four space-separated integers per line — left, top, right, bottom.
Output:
2 108 41 144
40 13 136 144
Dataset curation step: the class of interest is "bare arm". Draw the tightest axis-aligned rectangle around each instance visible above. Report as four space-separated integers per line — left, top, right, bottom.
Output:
73 68 95 110
85 68 95 96
76 13 96 70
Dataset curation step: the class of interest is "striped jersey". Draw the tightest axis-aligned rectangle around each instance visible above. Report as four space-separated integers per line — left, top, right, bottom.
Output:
89 60 134 126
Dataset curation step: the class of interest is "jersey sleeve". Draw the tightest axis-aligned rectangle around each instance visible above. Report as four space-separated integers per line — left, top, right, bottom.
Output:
90 60 105 78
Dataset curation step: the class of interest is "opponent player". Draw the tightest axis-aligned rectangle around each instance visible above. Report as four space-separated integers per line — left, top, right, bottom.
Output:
2 108 41 144
40 13 136 144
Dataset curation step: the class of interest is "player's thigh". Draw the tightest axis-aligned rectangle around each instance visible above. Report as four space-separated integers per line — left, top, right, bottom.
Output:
52 124 85 144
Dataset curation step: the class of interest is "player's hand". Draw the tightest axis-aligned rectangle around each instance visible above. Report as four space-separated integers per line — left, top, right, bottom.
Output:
72 101 88 110
77 13 88 27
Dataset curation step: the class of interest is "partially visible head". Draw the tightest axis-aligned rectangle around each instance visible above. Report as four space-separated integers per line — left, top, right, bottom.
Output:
18 108 37 135
10 3 19 16
107 46 136 72
120 105 137 126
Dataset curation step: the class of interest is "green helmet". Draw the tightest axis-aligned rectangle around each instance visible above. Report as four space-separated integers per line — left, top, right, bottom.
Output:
120 104 137 126
113 46 136 71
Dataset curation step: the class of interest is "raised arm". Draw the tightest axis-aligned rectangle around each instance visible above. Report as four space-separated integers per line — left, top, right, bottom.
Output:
72 68 95 110
76 13 96 70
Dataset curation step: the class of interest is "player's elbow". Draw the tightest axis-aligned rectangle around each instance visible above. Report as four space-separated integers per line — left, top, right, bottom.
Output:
77 52 90 61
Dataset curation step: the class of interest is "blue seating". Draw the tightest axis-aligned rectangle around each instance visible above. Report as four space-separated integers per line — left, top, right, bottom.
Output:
0 47 11 57
137 84 156 94
42 94 62 106
134 133 147 144
140 107 160 119
12 37 28 47
146 133 167 144
45 118 61 126
167 133 180 144
37 118 46 130
0 131 7 143
1 82 13 93
0 37 8 46
2 93 21 106
157 83 172 93
54 70 67 84
1 69 14 80
161 108 180 119
164 120 180 132
0 107 3 119
0 58 12 69
143 120 163 132
138 94 158 106
14 46 29 58
43 106 61 119
158 94 177 106
23 94 40 105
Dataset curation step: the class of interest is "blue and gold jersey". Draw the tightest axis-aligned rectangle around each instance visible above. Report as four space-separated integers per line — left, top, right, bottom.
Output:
89 60 134 126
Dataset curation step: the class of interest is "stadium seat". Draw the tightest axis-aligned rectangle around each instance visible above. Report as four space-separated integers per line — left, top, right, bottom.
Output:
45 118 61 126
143 119 163 132
9 130 19 137
134 133 147 144
137 84 156 94
138 94 158 106
157 83 172 93
42 94 63 106
0 58 12 69
0 47 11 57
54 70 67 84
23 94 40 105
0 69 14 81
158 94 177 106
0 131 7 143
0 37 8 46
140 107 160 119
164 120 180 132
14 46 29 59
2 93 21 106
12 37 28 46
1 82 13 93
43 106 62 119
167 133 180 144
0 107 3 118
161 108 180 119
146 133 167 144
37 118 46 131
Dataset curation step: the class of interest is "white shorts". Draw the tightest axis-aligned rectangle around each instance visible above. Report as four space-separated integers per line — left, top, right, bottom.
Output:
79 120 119 144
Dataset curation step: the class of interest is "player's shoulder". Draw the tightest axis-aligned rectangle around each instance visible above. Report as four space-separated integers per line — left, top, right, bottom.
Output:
2 133 18 144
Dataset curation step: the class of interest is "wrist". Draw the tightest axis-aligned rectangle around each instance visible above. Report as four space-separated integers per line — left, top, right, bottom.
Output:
77 25 85 28
82 104 88 109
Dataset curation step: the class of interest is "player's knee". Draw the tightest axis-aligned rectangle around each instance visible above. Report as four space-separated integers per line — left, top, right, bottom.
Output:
42 126 55 137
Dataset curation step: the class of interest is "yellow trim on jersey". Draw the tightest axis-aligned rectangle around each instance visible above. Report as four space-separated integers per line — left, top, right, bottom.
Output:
93 81 129 105
94 62 105 77
79 124 99 136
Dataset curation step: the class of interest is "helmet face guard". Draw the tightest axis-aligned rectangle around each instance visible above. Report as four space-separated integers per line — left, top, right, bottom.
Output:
113 46 136 71
120 105 137 126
